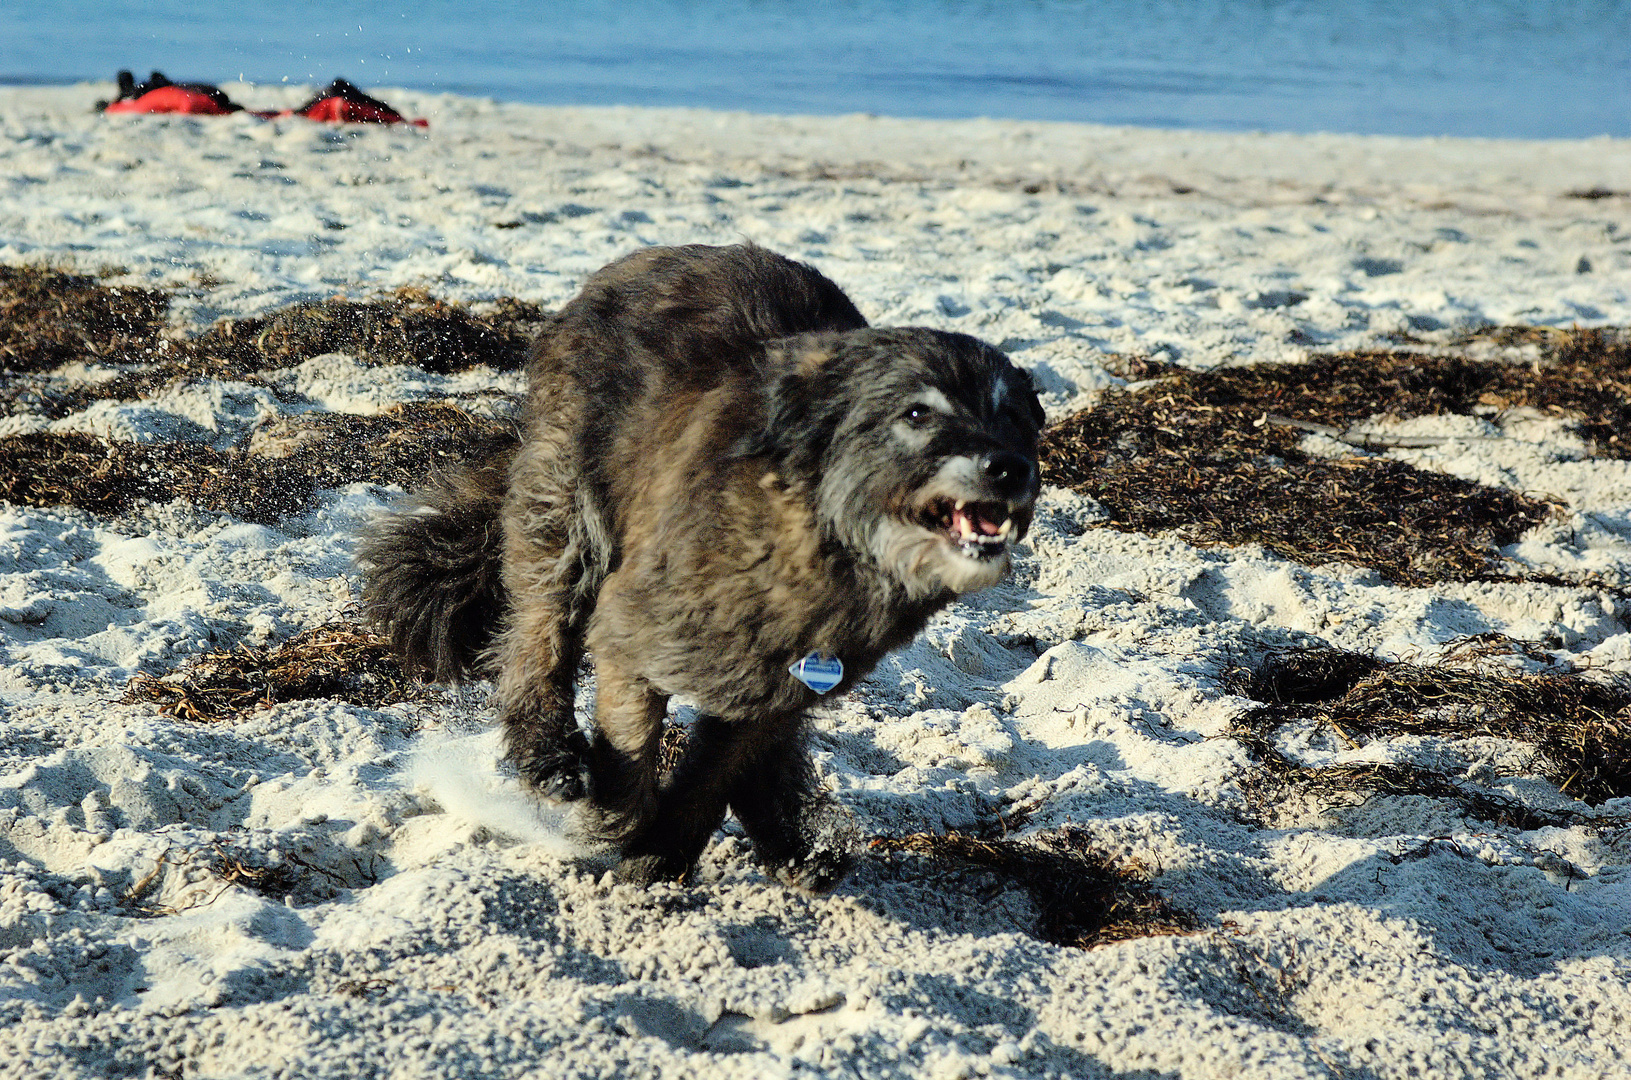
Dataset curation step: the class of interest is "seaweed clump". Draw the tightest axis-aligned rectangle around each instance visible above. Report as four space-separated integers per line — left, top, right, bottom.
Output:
2 271 546 420
124 619 436 721
1231 642 1631 821
0 402 513 523
0 267 539 523
1038 346 1580 585
0 265 172 375
0 432 234 517
1177 328 1631 457
869 828 1196 949
201 288 545 374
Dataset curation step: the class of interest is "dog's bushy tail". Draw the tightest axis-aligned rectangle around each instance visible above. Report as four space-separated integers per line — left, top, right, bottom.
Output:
358 437 517 682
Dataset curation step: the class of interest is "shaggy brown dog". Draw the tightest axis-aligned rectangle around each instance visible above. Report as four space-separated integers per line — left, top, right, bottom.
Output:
360 244 1043 889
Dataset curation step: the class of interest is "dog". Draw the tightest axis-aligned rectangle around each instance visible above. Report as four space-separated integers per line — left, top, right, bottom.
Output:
359 244 1044 890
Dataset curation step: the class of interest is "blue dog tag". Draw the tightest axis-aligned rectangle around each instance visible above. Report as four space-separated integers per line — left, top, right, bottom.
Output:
789 652 844 694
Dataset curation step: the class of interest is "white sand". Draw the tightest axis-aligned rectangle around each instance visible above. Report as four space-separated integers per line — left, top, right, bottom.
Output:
2 84 1629 1079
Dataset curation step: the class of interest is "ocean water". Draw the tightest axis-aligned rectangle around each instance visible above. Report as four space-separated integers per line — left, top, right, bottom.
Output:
1 0 1625 139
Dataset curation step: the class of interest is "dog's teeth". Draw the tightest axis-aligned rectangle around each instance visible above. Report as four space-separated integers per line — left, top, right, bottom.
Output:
954 499 966 512
1000 518 1013 538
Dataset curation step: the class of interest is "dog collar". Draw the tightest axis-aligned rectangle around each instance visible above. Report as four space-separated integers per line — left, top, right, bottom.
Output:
789 652 844 694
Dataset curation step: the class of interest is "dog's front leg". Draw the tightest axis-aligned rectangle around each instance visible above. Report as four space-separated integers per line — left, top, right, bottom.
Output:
728 725 859 893
614 714 771 886
494 592 590 802
582 659 668 847
497 436 592 801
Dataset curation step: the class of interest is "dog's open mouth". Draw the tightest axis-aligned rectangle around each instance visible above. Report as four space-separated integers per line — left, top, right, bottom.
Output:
923 497 1015 560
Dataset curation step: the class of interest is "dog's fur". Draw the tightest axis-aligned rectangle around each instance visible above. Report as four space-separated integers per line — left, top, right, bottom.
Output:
360 244 1043 890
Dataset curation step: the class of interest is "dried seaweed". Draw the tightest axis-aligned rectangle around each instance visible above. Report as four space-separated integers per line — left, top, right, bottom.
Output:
1179 327 1631 456
0 432 229 516
242 400 516 496
0 264 171 374
0 402 514 522
658 721 690 777
333 978 397 1000
200 288 545 374
1040 351 1565 586
1 268 536 523
208 846 311 901
869 828 1196 949
124 619 435 721
1232 644 1631 812
2 271 546 419
1234 645 1389 706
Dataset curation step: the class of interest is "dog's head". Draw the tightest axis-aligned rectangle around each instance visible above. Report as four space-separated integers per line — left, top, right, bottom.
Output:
748 328 1045 599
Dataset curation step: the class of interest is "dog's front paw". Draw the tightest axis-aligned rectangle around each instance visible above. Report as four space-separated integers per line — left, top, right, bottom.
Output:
754 802 859 894
612 851 693 886
762 839 855 894
515 729 593 802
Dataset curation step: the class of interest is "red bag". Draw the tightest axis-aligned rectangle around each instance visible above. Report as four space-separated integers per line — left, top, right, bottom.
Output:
97 71 428 127
98 70 244 116
286 79 429 127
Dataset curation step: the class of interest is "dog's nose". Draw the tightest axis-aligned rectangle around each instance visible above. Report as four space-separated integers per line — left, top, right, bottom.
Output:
981 450 1036 501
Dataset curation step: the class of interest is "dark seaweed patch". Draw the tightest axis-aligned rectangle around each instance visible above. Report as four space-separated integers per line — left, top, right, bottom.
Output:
0 432 232 517
0 264 171 375
1036 342 1603 585
1235 646 1389 706
3 272 546 420
124 619 434 721
242 401 516 498
1231 643 1631 814
1181 328 1630 457
0 402 513 522
869 828 1196 949
1241 759 1584 833
204 288 545 374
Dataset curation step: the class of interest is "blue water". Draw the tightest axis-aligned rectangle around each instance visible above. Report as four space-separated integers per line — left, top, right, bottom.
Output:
1 1 1626 138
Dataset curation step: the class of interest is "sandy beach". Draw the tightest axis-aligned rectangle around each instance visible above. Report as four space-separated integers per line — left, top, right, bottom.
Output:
2 83 1630 1078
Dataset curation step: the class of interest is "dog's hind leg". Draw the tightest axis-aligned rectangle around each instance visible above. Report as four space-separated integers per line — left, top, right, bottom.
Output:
728 727 859 893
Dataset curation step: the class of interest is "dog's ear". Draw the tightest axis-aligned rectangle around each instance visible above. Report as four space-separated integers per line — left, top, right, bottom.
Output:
1022 371 1046 430
738 342 849 475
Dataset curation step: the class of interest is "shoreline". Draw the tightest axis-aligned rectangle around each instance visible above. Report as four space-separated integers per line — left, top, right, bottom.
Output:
11 82 1631 204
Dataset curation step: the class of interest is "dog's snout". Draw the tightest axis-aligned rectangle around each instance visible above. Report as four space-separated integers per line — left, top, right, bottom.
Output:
981 450 1036 501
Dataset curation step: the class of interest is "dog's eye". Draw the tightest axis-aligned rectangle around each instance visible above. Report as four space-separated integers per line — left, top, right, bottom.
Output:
903 404 933 424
